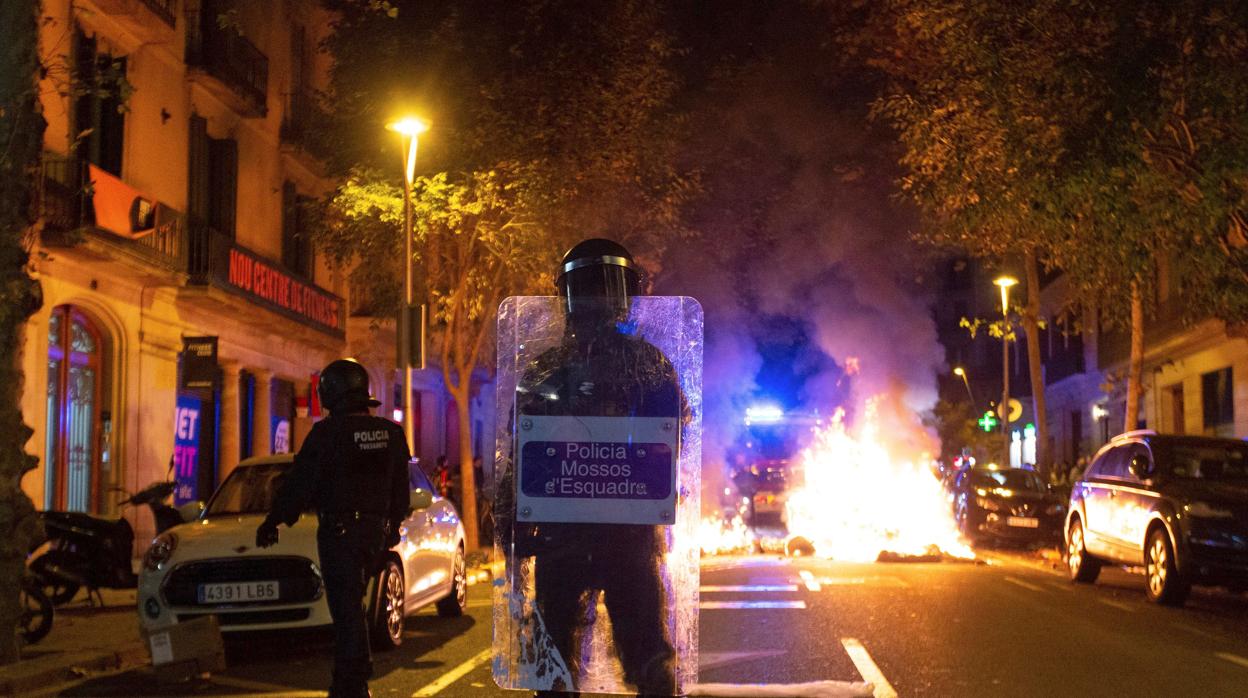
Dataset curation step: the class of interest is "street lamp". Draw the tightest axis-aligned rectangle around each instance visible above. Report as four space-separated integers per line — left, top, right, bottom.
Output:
386 116 429 454
994 275 1018 461
953 366 975 405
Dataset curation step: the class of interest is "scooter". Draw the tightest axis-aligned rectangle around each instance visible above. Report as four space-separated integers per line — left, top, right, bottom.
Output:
30 480 191 606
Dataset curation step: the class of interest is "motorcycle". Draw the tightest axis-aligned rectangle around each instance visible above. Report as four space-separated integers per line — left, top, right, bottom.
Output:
19 574 53 645
30 480 193 606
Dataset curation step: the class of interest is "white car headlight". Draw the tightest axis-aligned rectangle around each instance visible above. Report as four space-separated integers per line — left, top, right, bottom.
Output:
1185 501 1234 519
143 532 178 571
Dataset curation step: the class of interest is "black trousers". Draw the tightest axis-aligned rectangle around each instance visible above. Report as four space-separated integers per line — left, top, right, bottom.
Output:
533 525 675 696
317 519 385 696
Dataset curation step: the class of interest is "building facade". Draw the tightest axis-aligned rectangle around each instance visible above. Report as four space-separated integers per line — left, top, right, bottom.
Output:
25 0 492 549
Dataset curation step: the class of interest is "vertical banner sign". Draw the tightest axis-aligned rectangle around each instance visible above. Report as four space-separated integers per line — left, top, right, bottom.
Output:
181 336 218 389
173 395 203 505
272 416 292 454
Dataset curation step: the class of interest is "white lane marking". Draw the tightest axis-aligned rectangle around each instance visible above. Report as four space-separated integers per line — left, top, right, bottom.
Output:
1096 597 1135 612
699 649 788 670
411 647 493 697
818 576 909 588
1003 576 1046 593
798 569 822 592
1044 581 1073 592
841 637 898 698
1216 652 1248 670
701 584 799 593
1172 622 1219 640
700 600 808 609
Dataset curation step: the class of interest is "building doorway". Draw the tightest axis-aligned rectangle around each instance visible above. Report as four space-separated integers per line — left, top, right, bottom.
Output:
45 305 110 512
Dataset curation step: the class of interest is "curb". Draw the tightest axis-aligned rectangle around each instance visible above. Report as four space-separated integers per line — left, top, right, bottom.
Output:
0 644 148 697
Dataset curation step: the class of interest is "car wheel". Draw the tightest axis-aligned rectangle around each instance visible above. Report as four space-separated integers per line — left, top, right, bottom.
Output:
1066 519 1101 584
436 546 467 618
1144 527 1190 606
371 559 404 650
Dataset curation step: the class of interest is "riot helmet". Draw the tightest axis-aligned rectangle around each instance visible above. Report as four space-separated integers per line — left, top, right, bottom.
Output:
317 358 380 414
555 238 641 333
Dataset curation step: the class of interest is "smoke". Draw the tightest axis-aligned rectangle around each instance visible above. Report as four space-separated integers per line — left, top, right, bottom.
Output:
655 9 947 493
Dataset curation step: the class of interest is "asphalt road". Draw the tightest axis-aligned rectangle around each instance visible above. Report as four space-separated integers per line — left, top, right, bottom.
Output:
42 552 1248 697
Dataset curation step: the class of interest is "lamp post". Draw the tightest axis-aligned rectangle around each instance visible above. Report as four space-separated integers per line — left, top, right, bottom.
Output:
386 116 429 455
953 366 975 405
994 275 1018 462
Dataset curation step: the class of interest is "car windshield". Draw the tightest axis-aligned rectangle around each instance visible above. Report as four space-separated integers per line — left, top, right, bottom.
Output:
971 470 1046 492
204 461 294 517
1162 443 1248 480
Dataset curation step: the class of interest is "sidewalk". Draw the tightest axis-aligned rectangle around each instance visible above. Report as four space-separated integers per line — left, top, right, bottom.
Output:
0 589 148 697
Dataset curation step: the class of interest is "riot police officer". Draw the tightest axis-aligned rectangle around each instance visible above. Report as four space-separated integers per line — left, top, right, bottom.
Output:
256 358 409 698
505 238 686 696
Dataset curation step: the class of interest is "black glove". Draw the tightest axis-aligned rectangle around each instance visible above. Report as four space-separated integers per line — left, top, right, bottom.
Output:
256 520 280 548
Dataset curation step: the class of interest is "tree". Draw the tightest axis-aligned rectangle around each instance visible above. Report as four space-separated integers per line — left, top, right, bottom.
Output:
0 0 47 664
312 0 695 548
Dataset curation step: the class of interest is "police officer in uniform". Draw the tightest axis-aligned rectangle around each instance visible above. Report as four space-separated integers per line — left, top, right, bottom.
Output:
502 239 686 696
256 359 409 698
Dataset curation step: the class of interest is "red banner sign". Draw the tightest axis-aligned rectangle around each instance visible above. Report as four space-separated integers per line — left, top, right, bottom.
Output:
225 247 343 334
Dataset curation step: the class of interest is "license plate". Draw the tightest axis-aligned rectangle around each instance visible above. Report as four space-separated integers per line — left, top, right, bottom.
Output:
1007 516 1039 528
197 580 279 604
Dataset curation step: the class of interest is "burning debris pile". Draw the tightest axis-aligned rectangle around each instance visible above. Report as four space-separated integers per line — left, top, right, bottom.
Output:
784 399 973 561
701 397 973 562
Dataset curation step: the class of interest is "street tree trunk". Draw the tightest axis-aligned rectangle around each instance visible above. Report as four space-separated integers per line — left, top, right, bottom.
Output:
0 0 48 665
444 374 480 551
1022 253 1050 480
1124 282 1145 434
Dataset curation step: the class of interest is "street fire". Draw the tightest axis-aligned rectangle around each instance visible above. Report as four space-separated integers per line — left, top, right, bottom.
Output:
784 399 973 561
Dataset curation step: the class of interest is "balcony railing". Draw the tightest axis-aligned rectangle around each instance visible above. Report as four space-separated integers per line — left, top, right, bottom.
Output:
38 152 187 272
187 8 268 117
280 88 331 160
140 0 177 27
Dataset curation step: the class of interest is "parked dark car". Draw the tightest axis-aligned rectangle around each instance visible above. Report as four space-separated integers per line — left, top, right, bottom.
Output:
952 465 1065 543
1065 431 1248 605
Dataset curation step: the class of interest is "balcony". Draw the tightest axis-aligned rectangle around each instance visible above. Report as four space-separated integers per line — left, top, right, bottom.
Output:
280 88 332 163
186 10 268 117
38 153 188 274
86 0 177 41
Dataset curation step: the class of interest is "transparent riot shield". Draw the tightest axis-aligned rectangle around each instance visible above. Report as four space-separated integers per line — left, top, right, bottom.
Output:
493 296 702 695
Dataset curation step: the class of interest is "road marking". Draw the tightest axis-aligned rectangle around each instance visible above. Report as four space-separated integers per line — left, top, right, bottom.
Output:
798 569 821 592
700 649 788 670
1003 576 1046 593
1216 652 1248 670
841 637 898 698
1044 581 1073 592
208 675 326 696
412 647 493 697
701 584 799 592
700 600 807 609
1173 622 1219 640
1096 597 1135 612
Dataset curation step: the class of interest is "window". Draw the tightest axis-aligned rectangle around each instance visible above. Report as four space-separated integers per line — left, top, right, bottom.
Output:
1167 384 1185 435
74 31 126 176
1202 367 1234 437
45 306 109 512
187 115 238 237
281 181 315 278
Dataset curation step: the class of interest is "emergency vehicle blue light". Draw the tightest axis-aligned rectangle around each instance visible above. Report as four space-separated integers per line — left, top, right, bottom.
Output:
745 404 784 425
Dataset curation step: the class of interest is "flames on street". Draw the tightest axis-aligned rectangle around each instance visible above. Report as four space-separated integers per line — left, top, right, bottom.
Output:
703 394 974 562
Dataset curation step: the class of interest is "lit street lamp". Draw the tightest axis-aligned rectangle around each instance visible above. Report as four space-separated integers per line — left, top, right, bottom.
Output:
994 275 1018 461
953 366 976 405
387 116 429 454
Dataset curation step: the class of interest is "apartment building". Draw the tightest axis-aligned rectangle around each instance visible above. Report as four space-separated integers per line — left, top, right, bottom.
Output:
24 0 491 546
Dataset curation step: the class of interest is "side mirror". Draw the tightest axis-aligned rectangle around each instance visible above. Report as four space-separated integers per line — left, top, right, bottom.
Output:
1128 455 1150 480
177 501 205 523
409 488 433 513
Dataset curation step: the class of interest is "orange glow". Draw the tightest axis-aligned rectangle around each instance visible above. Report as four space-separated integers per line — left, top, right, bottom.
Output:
784 398 974 562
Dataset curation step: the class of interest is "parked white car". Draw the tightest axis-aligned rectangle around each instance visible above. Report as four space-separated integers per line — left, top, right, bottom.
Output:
137 454 466 649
